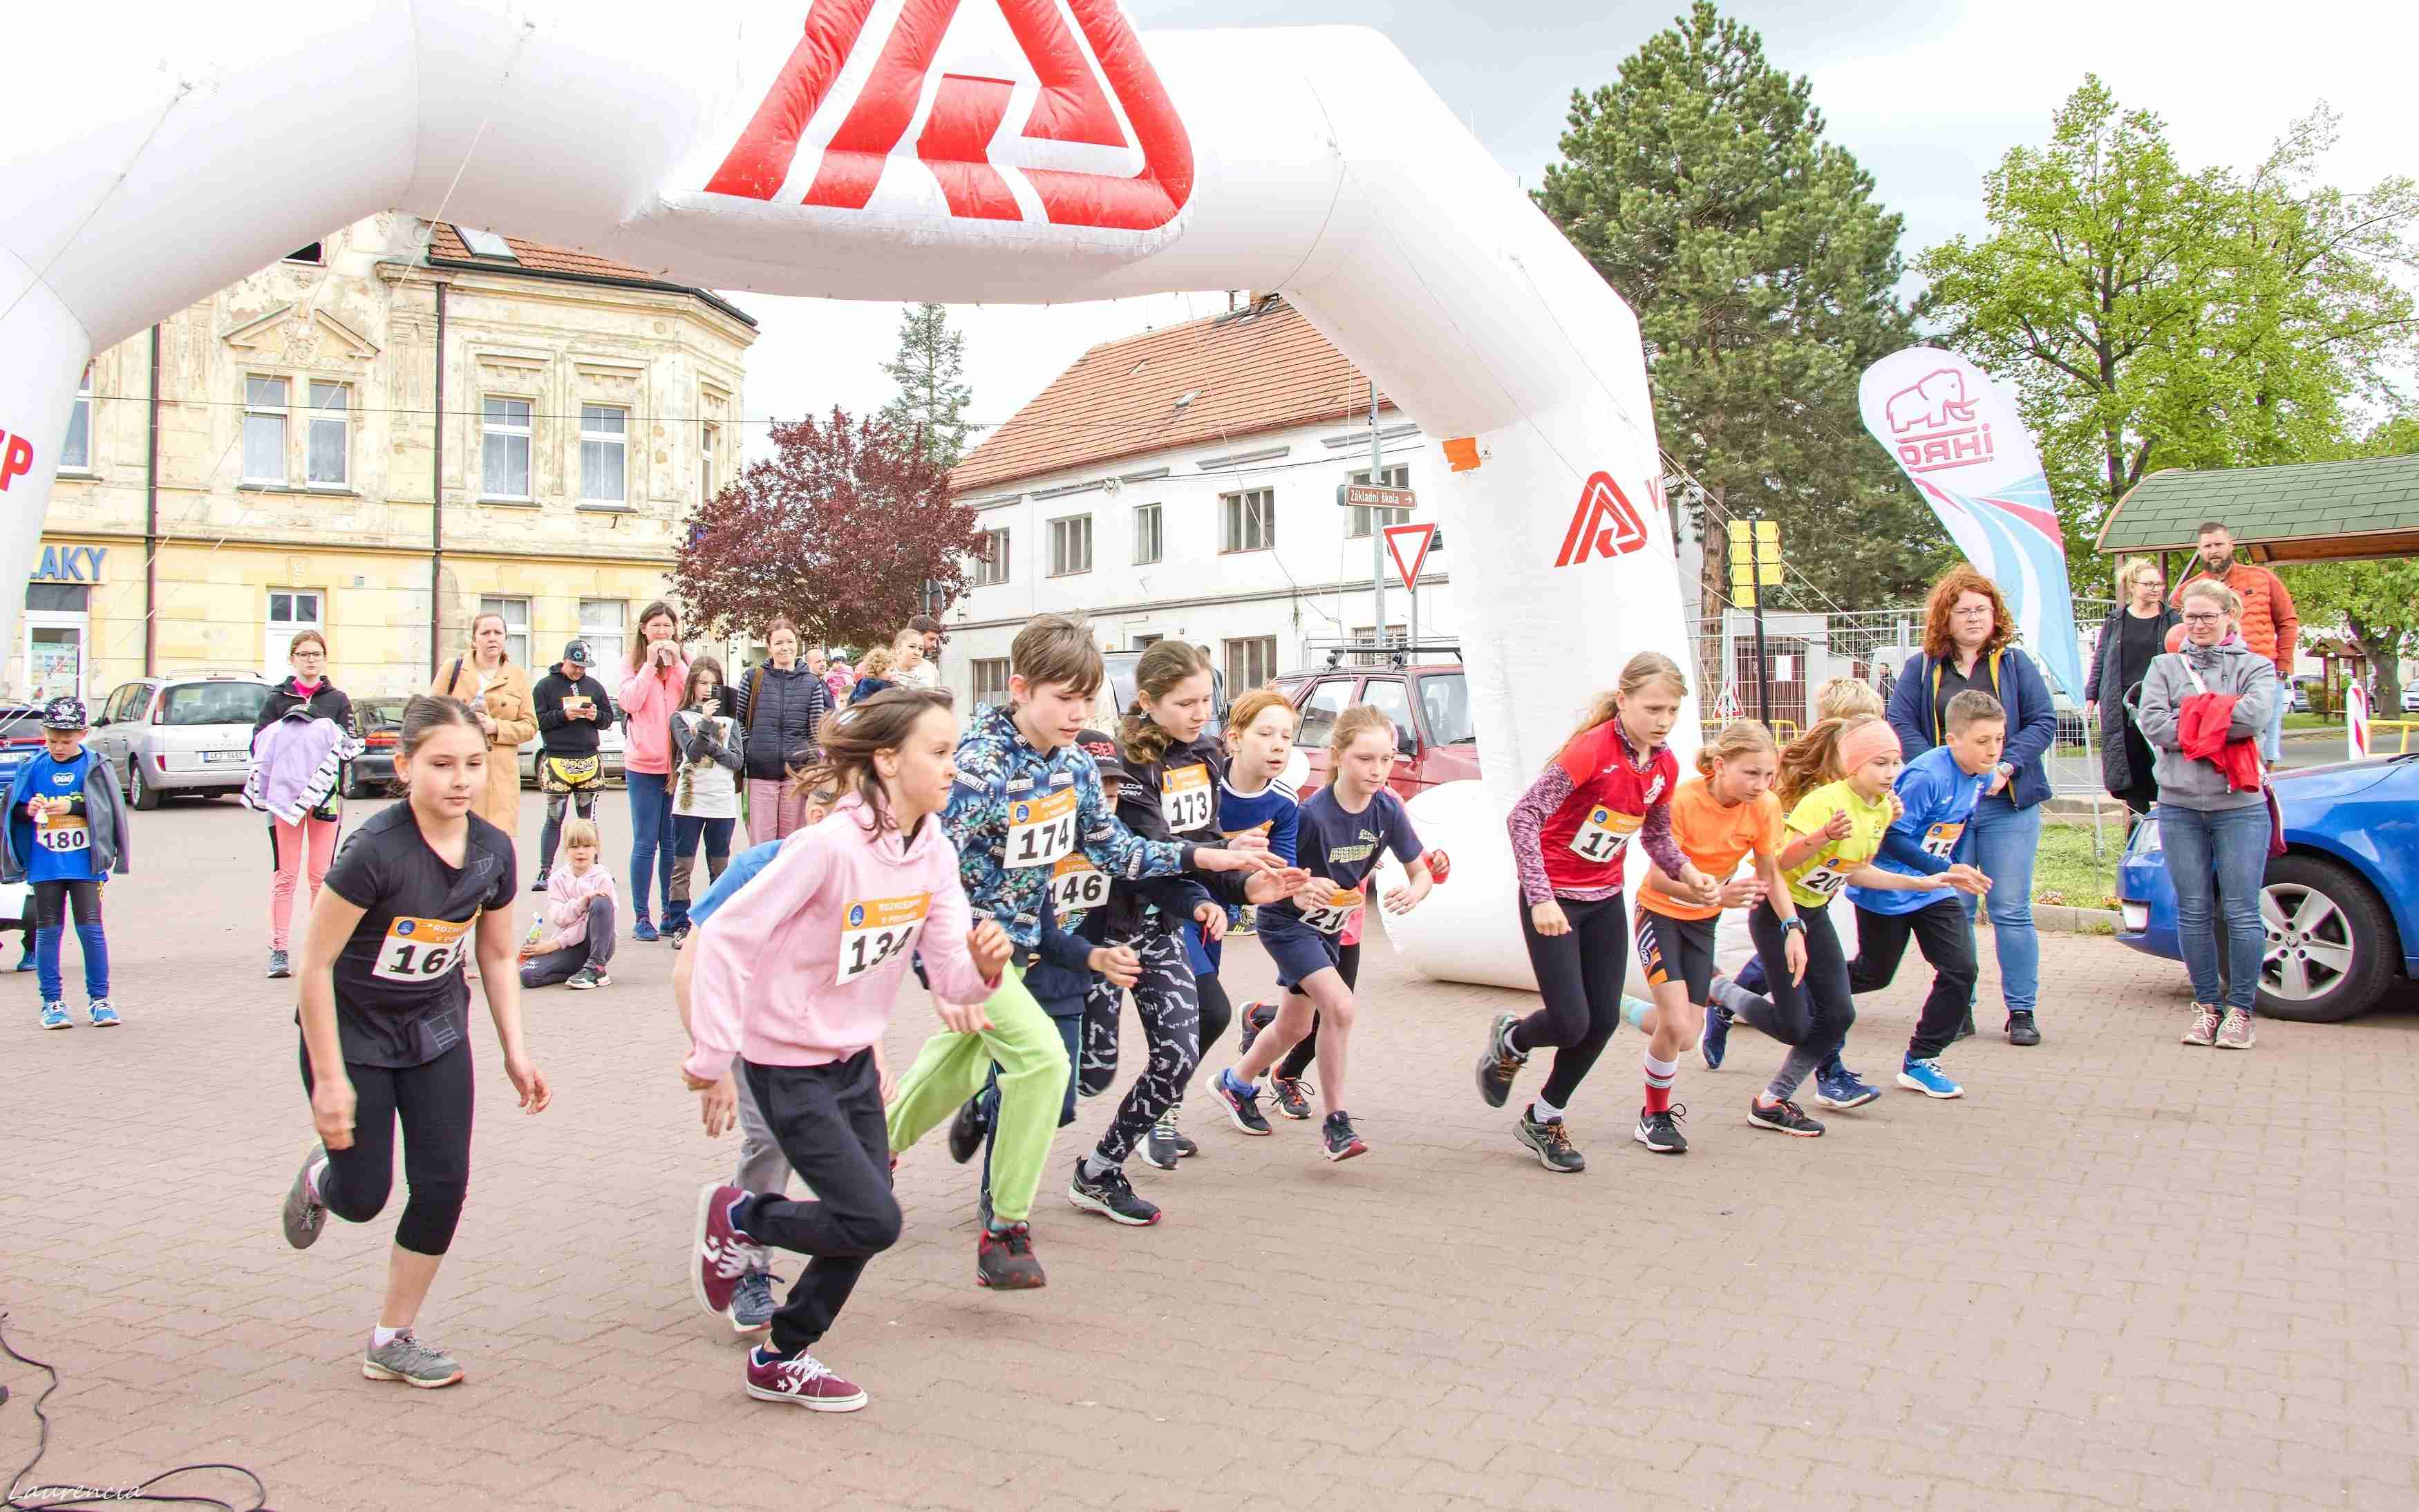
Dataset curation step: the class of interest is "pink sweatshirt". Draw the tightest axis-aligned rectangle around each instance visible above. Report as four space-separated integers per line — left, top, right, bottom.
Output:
542 862 616 950
682 799 997 1082
618 652 689 775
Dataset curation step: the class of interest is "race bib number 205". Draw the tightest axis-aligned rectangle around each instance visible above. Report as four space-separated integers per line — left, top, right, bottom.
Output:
837 894 928 985
374 916 472 982
1006 786 1078 870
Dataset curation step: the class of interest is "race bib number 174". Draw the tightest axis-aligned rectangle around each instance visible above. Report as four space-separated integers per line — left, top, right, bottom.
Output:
837 894 929 985
1006 787 1079 870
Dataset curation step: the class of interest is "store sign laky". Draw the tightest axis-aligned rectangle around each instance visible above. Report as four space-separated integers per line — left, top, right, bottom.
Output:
33 545 107 582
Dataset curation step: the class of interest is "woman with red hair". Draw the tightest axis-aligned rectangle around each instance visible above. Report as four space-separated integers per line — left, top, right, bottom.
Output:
1883 566 2059 1047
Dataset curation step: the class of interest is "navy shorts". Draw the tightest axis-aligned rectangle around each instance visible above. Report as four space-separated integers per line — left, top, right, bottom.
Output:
1182 916 1223 978
1257 908 1344 990
1635 905 1719 1003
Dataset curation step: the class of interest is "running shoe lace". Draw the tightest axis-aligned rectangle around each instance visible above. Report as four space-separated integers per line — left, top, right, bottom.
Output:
770 1354 836 1390
1664 1103 1688 1127
995 1226 1033 1256
1272 1074 1316 1099
703 1233 755 1282
1778 1098 1808 1121
1540 1120 1574 1153
384 1332 449 1374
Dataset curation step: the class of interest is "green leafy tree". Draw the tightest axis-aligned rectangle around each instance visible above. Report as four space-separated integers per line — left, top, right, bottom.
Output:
2281 415 2419 713
1535 0 1950 606
878 302 978 469
1920 81 2419 591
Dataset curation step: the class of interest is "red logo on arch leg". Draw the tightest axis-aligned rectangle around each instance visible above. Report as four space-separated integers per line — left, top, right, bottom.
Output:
706 0 1194 234
1554 472 1650 568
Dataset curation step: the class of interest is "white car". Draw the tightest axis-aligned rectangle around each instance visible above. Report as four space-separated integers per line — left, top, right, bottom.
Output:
86 672 273 809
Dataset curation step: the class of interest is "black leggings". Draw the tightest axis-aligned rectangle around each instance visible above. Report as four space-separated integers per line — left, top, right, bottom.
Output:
1275 943 1359 1081
298 1037 473 1256
1510 893 1631 1108
1740 902 1854 1101
1196 970 1234 1061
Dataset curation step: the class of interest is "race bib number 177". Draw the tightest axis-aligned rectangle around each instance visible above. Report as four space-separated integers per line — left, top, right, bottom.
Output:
1569 805 1641 863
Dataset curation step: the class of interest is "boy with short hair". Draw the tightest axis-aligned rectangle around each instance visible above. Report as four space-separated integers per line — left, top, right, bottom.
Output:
4 697 132 1029
530 640 613 891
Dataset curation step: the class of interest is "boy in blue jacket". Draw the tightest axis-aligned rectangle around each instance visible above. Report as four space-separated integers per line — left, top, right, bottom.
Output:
5 697 133 1030
1844 690 2000 1099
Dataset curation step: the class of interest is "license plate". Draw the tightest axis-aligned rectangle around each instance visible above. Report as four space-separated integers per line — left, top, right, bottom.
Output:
2120 903 2148 934
202 750 245 764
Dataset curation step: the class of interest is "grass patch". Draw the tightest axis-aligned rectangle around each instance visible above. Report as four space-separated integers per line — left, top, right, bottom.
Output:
2032 822 2122 911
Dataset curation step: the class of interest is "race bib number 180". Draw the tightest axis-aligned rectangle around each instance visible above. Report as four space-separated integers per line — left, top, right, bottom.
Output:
1006 786 1079 870
836 894 929 985
374 915 472 983
35 816 90 854
1569 805 1641 864
1160 764 1213 832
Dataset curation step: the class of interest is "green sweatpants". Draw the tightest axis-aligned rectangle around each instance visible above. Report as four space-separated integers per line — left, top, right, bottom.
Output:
885 965 1071 1224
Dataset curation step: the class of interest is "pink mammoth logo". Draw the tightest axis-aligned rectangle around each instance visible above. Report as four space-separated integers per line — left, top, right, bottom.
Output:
1885 369 1977 434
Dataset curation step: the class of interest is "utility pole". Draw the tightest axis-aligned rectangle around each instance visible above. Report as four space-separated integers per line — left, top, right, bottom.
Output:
1369 381 1385 659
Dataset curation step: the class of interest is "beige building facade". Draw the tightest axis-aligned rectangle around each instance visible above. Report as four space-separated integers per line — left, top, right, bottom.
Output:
28 214 755 705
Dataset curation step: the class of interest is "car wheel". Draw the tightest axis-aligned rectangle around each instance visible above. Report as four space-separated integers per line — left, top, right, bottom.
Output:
129 760 161 811
2252 856 2397 1023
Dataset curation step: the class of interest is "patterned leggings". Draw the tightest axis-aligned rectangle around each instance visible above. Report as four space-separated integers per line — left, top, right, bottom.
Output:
1079 926 1200 1166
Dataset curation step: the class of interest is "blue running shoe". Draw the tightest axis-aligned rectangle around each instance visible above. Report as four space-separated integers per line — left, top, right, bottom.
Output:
1813 1064 1880 1110
1896 1057 1964 1099
15 949 35 973
1210 1068 1270 1135
633 918 660 943
1735 954 1769 996
1700 999 1731 1071
39 1000 69 1030
88 999 120 1027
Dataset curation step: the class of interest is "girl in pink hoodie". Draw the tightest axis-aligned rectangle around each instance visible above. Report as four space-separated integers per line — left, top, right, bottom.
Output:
619 599 688 941
684 688 1010 1413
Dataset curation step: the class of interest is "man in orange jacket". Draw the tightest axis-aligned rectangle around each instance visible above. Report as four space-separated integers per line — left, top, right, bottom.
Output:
2173 520 2298 761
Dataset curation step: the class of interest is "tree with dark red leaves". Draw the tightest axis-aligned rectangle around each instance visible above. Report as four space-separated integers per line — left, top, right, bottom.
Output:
672 406 982 650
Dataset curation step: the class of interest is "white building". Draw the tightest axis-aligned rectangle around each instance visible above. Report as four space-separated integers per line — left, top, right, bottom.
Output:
939 295 1453 707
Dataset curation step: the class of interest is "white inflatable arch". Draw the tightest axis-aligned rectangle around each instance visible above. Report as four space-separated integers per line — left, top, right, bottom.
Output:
2 0 1692 989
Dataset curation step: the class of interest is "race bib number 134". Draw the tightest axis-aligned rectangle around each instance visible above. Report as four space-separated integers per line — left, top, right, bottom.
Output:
837 894 929 985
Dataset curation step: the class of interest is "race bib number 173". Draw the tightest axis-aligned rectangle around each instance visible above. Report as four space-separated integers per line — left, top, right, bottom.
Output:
836 894 929 985
1160 764 1213 832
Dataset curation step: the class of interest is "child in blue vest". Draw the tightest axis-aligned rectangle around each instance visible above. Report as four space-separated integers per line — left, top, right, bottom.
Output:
5 697 133 1030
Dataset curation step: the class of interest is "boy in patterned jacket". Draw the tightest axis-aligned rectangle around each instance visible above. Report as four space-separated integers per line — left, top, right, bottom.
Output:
882 616 1276 1286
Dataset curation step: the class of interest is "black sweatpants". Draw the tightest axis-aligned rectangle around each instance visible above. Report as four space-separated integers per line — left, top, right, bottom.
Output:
1740 902 1855 1101
1511 893 1630 1108
1274 942 1359 1081
740 1052 901 1358
1849 898 1977 1061
297 1036 473 1256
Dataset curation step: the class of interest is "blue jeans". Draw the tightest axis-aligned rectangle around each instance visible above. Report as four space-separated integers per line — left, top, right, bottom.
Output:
625 771 677 922
1956 792 2041 1015
2158 802 2268 1014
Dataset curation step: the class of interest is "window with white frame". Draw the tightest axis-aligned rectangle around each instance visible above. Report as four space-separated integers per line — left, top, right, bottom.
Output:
1347 464 1411 538
1352 622 1409 650
975 528 1011 587
61 364 93 472
482 397 532 499
478 595 532 668
581 405 628 504
263 589 325 679
701 422 719 503
578 598 628 672
1224 636 1277 691
243 377 289 484
306 381 350 487
1050 514 1093 577
1133 503 1163 565
1222 488 1275 553
972 659 1010 710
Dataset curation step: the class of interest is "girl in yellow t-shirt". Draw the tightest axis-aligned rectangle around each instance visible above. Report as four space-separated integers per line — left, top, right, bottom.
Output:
1740 716 1986 1137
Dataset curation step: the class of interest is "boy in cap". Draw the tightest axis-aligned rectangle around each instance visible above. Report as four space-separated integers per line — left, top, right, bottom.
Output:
531 640 614 890
4 697 132 1029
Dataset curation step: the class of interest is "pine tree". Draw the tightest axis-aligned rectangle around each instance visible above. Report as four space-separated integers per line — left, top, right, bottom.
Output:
1536 0 1948 607
878 302 978 469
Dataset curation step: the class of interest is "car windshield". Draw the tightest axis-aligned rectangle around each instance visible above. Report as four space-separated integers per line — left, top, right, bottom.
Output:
1420 672 1475 744
0 707 43 742
359 699 408 730
161 682 271 726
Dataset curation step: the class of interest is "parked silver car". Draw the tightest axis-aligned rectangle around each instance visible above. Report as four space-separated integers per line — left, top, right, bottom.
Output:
86 672 273 809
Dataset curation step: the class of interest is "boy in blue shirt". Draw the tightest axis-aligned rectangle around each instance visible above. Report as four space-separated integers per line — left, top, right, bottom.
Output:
1845 690 2002 1099
4 697 133 1029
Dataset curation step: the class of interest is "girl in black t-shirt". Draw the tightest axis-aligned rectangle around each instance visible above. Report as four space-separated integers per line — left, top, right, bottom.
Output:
278 695 552 1390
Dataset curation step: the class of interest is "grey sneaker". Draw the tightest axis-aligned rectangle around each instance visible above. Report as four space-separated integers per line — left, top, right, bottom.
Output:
2181 1003 2222 1046
728 1267 779 1333
1516 1110 1586 1173
267 949 291 980
1140 1109 1196 1170
2216 1008 2256 1050
361 1330 464 1389
282 1140 328 1249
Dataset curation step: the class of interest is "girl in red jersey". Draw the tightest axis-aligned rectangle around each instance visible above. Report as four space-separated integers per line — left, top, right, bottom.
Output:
1477 652 1715 1172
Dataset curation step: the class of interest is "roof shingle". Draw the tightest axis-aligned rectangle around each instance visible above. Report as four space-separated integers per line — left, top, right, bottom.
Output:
950 296 1395 495
2096 455 2419 563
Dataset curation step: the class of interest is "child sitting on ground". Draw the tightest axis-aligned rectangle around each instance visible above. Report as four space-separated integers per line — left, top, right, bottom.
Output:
520 818 616 990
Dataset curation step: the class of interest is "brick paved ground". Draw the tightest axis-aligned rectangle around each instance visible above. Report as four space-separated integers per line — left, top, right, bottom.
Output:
5 793 2417 1511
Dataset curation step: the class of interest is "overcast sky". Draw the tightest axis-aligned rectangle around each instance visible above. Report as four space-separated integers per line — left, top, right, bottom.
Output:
736 0 2419 459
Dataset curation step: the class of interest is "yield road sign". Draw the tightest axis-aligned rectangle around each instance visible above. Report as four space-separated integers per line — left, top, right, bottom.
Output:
1382 522 1438 594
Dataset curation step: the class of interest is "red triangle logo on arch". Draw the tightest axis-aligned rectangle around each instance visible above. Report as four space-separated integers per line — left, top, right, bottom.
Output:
705 0 1194 233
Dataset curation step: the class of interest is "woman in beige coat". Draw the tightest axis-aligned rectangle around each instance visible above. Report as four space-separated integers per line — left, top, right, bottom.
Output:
429 612 537 842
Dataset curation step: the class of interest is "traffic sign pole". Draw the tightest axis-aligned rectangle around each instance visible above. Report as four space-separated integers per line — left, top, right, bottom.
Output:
1370 382 1386 658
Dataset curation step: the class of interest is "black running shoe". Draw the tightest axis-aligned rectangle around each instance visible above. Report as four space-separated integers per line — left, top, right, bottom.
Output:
1267 1074 1314 1122
1209 1068 1272 1135
947 1093 991 1166
1635 1104 1688 1155
1236 1002 1278 1057
1476 1012 1525 1108
1067 1159 1160 1226
1747 1097 1825 1137
1515 1111 1585 1173
2006 1010 2041 1047
1953 1005 1976 1042
1321 1111 1368 1162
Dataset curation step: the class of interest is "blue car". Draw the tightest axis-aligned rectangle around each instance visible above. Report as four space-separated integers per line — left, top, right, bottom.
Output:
2117 752 2419 1021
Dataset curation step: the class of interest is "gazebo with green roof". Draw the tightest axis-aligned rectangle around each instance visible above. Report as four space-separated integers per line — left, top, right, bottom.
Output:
2096 454 2419 567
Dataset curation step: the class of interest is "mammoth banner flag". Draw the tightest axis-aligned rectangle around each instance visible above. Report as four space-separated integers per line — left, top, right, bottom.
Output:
1857 348 2087 701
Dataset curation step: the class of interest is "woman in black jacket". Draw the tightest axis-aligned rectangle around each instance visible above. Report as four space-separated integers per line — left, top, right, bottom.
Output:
2084 556 2179 830
732 619 833 844
252 630 357 980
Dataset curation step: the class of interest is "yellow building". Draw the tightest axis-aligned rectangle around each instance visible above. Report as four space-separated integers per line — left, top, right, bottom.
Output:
28 214 756 703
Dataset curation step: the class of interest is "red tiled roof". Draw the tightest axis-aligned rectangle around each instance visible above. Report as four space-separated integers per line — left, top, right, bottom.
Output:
950 296 1395 495
429 223 667 281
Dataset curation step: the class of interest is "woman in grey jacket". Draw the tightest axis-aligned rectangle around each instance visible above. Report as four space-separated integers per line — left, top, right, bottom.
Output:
2134 578 2278 1050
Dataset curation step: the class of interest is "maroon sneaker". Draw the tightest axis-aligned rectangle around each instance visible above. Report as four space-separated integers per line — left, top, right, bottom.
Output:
744 1346 867 1412
976 1222 1048 1289
692 1182 757 1319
